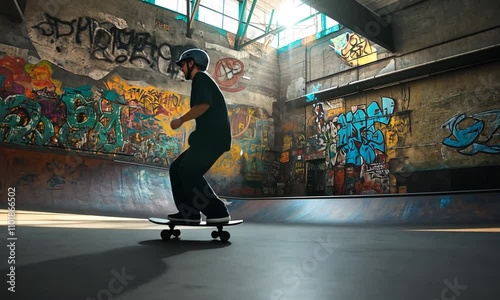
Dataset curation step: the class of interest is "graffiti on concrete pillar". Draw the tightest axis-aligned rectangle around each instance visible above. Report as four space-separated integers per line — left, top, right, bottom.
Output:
442 110 499 155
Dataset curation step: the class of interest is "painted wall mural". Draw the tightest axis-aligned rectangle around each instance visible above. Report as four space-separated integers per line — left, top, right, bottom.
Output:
281 111 307 195
212 58 246 92
442 110 499 155
292 96 412 195
0 53 276 196
208 105 277 196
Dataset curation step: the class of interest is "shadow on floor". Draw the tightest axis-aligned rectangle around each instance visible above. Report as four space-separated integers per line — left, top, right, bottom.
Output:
2 238 229 299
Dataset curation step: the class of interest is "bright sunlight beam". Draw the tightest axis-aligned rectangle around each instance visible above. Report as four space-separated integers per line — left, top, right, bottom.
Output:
277 0 310 27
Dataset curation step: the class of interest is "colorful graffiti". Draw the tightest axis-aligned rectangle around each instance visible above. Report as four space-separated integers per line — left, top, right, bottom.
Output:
296 97 411 195
338 97 395 165
0 53 276 196
31 13 194 78
212 58 246 92
281 112 307 194
330 32 377 66
207 105 277 196
0 57 191 164
442 110 500 155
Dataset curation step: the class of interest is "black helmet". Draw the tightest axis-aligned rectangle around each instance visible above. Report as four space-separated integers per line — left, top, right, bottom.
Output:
175 48 210 70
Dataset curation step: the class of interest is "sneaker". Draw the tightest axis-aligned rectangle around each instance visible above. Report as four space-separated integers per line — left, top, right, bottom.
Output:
167 212 201 224
206 212 231 224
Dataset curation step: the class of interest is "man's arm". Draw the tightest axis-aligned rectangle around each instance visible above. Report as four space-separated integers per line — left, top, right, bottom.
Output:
171 103 210 129
180 103 210 123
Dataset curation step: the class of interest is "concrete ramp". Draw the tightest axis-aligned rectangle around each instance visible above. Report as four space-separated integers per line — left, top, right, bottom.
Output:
1 146 499 225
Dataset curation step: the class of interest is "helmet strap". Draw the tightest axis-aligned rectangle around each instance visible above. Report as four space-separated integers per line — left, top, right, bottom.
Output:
185 59 195 80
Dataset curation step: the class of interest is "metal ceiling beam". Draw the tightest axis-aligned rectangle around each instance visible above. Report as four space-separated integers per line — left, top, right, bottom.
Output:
238 11 321 50
302 0 395 52
186 0 201 38
0 0 26 23
234 0 249 50
265 9 275 33
235 0 258 50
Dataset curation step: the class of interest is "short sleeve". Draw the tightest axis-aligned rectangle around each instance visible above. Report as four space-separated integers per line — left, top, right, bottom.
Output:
190 72 213 107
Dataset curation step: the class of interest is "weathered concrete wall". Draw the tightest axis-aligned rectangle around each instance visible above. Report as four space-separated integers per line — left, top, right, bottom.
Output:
280 62 499 195
281 0 500 98
0 0 283 197
2 145 498 225
278 0 500 195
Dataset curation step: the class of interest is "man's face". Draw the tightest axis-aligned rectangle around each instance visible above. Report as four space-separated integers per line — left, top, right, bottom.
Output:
180 60 189 77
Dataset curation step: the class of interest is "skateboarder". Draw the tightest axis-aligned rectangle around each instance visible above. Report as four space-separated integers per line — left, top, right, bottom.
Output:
167 48 232 224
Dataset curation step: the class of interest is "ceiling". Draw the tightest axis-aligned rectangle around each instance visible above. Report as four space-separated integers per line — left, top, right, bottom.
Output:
2 0 27 23
300 0 422 52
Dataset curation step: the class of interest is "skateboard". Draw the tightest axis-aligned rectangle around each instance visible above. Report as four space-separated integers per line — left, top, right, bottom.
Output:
149 217 243 242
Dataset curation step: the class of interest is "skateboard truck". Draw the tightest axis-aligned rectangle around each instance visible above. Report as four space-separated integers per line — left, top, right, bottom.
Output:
149 218 242 242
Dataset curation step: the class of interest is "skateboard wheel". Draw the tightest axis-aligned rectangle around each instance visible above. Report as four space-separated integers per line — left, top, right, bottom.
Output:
161 229 171 240
220 231 230 242
211 230 219 239
173 229 181 237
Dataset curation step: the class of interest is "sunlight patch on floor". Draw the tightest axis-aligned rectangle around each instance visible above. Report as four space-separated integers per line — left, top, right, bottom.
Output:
0 209 199 230
406 228 500 232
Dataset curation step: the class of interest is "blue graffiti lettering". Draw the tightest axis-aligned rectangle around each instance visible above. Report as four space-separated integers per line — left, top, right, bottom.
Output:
442 110 500 155
337 97 395 165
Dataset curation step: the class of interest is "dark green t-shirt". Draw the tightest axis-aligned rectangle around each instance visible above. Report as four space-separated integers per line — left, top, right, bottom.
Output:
188 71 232 152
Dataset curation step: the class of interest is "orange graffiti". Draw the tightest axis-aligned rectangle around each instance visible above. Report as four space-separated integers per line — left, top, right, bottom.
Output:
210 145 242 176
105 75 194 147
280 151 290 163
229 107 255 139
0 56 33 97
283 135 292 151
25 60 63 95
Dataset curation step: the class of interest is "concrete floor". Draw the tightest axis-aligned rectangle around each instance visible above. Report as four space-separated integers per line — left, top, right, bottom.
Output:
1 210 499 299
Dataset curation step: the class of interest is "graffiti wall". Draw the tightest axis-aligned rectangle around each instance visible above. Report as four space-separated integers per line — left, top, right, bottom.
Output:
280 109 307 195
285 60 499 195
442 110 499 155
0 51 278 196
0 56 191 164
280 90 414 195
28 12 196 80
0 0 283 198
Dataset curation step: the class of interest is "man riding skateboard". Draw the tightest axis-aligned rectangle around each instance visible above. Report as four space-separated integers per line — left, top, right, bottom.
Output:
167 48 232 224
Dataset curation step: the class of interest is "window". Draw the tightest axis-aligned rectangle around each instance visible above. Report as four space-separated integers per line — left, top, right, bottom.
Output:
141 0 340 49
154 0 186 15
198 0 224 28
223 0 239 32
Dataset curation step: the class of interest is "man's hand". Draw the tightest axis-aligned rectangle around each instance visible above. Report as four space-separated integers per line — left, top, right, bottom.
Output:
170 118 183 130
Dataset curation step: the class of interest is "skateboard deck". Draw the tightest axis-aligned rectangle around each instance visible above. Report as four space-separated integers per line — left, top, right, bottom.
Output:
149 217 243 242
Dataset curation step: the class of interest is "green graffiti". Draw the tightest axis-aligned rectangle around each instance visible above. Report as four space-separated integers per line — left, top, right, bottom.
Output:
57 88 125 151
61 91 98 129
0 95 54 145
97 97 125 152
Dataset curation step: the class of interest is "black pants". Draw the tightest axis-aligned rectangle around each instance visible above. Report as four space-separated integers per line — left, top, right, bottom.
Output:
169 145 228 218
